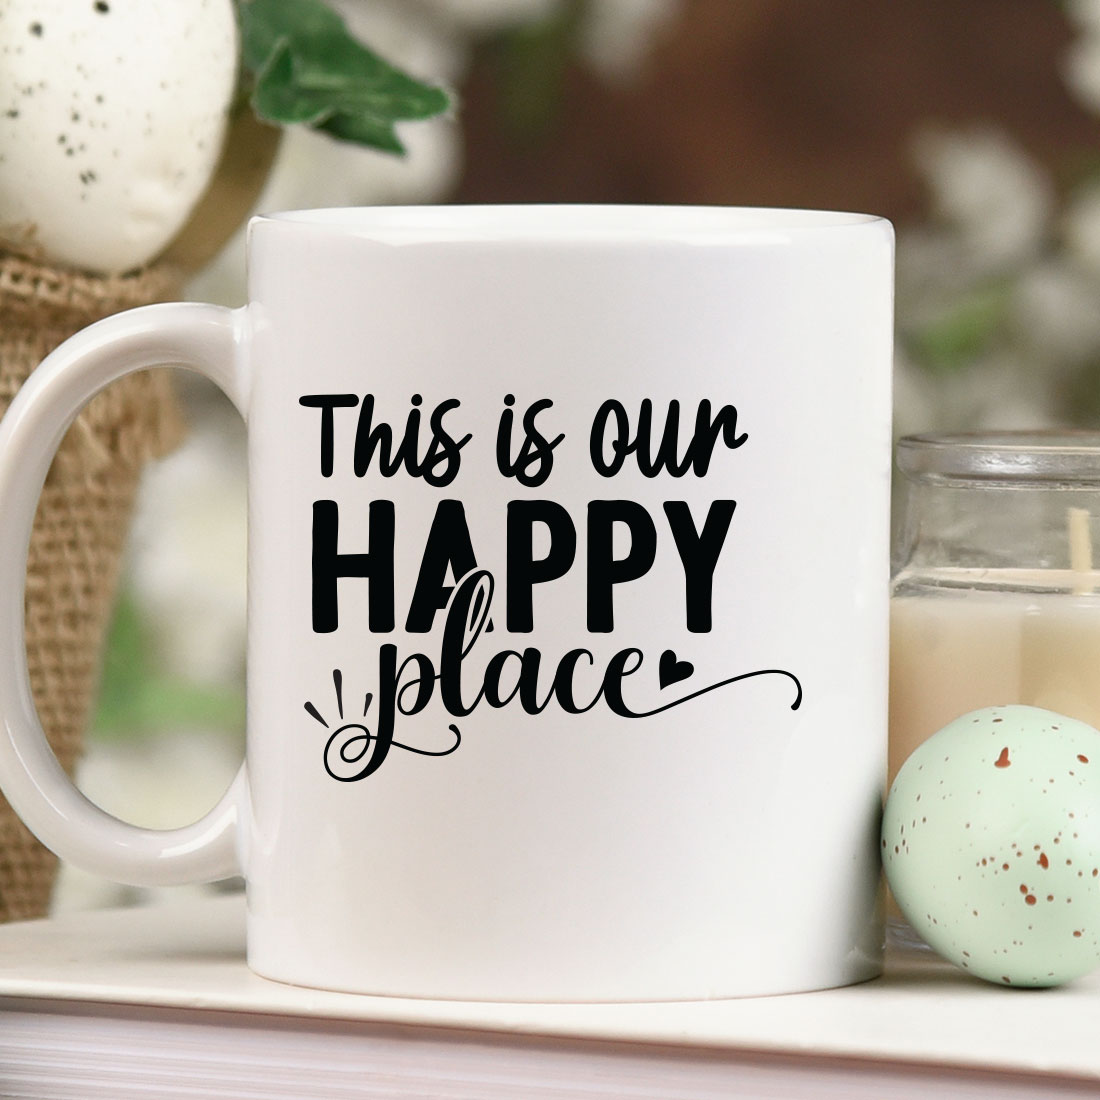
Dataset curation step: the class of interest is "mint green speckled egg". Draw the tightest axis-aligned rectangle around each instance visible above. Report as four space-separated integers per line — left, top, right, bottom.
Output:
883 705 1100 987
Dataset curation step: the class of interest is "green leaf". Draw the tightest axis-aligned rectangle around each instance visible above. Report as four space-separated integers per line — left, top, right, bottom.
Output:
237 0 451 155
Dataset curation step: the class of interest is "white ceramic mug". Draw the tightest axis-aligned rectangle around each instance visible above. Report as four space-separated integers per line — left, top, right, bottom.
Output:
0 206 893 1001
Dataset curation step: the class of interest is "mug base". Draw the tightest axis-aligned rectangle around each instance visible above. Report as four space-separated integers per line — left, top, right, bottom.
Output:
245 952 884 1004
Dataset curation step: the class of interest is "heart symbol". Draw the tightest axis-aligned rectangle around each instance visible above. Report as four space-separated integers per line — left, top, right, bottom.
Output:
658 650 694 689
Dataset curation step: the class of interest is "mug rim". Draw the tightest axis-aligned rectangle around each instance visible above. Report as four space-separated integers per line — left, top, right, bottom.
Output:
249 204 889 244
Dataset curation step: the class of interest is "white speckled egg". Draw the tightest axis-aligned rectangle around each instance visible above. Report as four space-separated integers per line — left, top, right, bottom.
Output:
884 705 1100 987
0 0 237 274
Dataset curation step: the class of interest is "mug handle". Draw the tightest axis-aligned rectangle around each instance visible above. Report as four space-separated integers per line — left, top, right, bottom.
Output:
0 301 247 886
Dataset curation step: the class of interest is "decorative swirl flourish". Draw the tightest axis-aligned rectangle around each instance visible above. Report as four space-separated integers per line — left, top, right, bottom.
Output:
324 721 461 782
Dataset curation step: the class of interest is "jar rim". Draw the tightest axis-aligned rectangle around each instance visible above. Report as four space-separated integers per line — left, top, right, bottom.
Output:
897 430 1100 483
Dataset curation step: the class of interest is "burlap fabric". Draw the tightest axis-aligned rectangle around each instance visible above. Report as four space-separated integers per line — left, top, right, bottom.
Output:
0 252 185 921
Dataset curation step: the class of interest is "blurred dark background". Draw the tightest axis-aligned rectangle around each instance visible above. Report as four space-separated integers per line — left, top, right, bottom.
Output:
455 0 1092 217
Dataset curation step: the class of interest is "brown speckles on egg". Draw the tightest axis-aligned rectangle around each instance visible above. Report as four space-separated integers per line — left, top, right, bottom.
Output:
995 747 1011 768
884 706 1100 987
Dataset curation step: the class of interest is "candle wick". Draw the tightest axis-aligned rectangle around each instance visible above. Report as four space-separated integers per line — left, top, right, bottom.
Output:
1068 506 1093 594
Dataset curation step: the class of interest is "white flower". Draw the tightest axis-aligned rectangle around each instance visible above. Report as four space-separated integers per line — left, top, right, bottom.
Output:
896 225 985 319
257 118 461 215
911 128 1052 275
892 347 1044 440
1064 0 1100 32
331 0 468 83
1063 185 1100 275
1063 0 1100 113
580 0 680 81
1064 34 1100 112
929 355 1060 433
892 348 940 440
1012 259 1100 365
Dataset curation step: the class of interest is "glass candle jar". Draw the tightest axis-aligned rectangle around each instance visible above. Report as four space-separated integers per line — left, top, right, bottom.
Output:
890 431 1100 787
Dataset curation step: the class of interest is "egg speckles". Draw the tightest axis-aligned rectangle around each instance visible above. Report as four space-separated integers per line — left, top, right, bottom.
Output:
884 705 1100 987
0 0 237 273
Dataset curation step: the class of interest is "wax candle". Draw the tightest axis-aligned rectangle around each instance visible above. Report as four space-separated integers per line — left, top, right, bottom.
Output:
890 432 1100 782
889 584 1100 787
